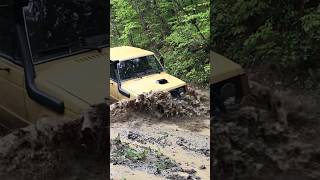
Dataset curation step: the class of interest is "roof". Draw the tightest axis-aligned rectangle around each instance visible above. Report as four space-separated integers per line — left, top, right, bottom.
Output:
210 51 245 84
110 46 154 61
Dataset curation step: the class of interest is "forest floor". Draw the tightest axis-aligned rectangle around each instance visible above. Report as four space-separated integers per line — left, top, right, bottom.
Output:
212 66 320 180
110 87 210 180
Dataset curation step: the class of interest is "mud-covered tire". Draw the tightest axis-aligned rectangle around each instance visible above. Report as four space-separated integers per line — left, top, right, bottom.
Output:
211 76 244 115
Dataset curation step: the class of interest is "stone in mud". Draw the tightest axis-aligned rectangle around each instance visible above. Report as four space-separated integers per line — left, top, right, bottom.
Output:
182 168 196 174
127 131 141 141
176 137 210 157
187 174 201 180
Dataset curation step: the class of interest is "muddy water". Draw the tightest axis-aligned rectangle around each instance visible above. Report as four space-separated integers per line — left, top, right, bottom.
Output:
110 89 210 179
111 120 210 179
111 164 165 180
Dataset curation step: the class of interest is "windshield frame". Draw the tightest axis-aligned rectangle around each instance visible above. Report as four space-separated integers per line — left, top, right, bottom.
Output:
116 55 164 82
22 2 108 65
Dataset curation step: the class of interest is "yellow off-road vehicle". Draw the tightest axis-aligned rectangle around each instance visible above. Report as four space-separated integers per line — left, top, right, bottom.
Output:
0 0 108 131
211 51 249 113
110 46 187 101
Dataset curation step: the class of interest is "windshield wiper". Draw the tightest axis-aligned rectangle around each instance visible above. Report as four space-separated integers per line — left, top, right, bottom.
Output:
145 69 162 75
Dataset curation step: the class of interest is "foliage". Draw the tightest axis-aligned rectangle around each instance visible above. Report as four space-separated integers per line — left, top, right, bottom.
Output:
111 0 210 85
211 0 320 70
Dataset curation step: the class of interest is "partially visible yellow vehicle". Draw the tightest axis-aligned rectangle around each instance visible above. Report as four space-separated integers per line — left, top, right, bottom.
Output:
211 51 249 112
0 0 108 131
110 46 187 101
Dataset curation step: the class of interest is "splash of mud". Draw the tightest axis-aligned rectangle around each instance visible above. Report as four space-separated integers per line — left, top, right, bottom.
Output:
0 104 107 180
111 88 209 122
213 82 320 180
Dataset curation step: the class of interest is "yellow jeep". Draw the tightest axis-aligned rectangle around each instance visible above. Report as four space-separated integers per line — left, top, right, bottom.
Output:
110 46 187 101
0 0 108 131
211 51 249 112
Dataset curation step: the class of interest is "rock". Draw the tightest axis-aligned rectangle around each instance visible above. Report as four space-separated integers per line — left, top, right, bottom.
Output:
182 168 196 174
127 131 140 140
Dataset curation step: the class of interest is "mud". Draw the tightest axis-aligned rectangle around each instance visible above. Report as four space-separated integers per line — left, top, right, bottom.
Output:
0 104 107 180
111 89 209 121
110 88 210 179
111 135 201 180
212 82 320 180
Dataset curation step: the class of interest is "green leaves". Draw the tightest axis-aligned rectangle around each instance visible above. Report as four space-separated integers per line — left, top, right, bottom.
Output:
211 0 320 69
111 0 209 85
124 147 148 161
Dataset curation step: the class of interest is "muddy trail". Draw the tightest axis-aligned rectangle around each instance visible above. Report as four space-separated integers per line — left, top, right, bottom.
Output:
0 104 107 180
110 88 210 179
212 81 320 180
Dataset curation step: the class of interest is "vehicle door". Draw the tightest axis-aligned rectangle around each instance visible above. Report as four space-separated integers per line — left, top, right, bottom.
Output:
110 61 119 101
0 2 28 129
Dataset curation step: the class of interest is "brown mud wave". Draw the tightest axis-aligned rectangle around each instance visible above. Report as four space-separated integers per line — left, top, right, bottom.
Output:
110 89 209 122
212 82 320 180
0 104 107 180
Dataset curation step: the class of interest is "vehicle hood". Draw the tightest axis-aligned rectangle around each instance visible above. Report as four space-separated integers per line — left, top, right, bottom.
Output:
211 51 245 84
35 51 108 113
121 72 186 96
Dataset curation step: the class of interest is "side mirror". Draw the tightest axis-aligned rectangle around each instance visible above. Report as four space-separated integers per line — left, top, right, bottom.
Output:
159 57 164 66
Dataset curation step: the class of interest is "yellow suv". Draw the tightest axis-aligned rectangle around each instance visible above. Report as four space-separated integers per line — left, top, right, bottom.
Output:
211 51 249 113
0 0 108 130
110 46 187 101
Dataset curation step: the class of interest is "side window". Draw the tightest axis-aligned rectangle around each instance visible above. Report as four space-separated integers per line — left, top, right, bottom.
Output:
110 62 117 81
0 2 14 59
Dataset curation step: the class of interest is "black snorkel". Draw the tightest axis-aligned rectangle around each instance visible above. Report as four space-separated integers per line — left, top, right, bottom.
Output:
14 0 64 113
114 60 130 98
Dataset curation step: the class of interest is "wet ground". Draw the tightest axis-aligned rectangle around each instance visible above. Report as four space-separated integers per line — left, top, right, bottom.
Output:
212 81 320 180
110 88 210 179
0 106 107 180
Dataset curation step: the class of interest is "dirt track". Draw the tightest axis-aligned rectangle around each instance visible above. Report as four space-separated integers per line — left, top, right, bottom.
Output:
110 89 210 180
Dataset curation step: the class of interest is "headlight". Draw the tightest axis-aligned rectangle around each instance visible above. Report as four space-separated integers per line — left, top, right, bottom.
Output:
177 86 186 95
170 86 186 97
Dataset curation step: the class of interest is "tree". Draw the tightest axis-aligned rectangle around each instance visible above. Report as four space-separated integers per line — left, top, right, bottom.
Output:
111 0 210 85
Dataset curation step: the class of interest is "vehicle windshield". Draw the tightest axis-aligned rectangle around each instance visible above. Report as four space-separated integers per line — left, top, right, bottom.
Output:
118 55 164 81
23 0 108 63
